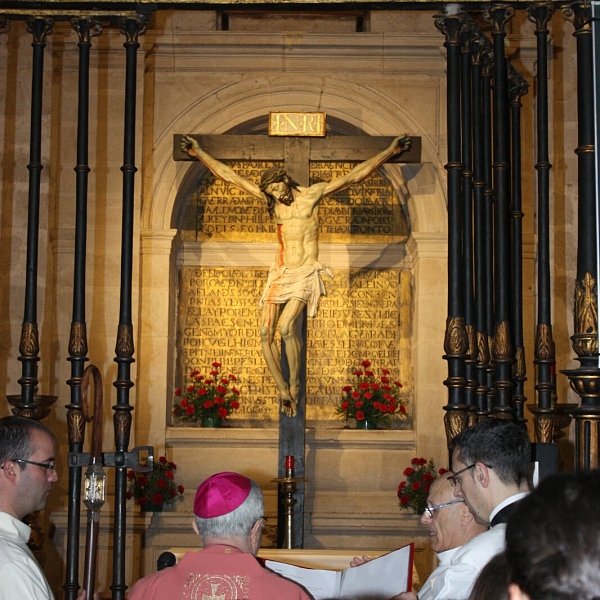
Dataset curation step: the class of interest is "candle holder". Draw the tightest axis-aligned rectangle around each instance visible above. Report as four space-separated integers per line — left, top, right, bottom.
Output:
272 456 308 549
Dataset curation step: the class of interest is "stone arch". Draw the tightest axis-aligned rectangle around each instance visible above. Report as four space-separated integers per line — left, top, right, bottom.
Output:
141 78 448 235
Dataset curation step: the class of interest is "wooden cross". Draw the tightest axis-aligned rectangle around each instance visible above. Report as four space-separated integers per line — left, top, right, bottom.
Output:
174 132 421 548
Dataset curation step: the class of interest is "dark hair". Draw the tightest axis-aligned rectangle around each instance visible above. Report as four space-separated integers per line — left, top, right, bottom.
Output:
505 470 600 600
450 418 531 486
468 552 511 600
0 415 55 468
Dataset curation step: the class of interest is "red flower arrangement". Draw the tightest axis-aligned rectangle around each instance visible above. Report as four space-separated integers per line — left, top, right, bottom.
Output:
397 457 448 515
126 456 184 510
172 362 241 424
336 359 407 428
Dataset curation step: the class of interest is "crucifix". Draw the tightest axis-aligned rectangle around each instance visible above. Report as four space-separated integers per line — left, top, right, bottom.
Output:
174 124 420 547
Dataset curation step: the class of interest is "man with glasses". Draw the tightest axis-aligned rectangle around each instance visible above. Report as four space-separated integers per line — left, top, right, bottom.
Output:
449 418 530 529
129 471 312 599
390 472 489 600
0 415 94 600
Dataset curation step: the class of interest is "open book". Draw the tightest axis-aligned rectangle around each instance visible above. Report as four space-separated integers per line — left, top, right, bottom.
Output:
264 543 413 600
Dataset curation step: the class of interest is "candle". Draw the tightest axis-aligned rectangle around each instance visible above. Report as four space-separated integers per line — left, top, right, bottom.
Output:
285 455 295 478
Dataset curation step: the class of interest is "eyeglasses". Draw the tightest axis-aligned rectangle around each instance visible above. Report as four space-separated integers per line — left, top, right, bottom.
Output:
449 463 492 487
424 499 464 519
11 458 56 472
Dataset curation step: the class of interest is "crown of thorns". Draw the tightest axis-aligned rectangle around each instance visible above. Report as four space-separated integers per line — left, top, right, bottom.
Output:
259 167 287 192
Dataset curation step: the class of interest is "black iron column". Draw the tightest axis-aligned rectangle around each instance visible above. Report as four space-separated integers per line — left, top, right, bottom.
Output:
17 17 53 416
508 63 529 425
528 2 558 442
111 16 146 600
435 8 469 446
471 31 492 421
484 4 515 418
561 1 600 471
64 17 102 600
461 21 478 426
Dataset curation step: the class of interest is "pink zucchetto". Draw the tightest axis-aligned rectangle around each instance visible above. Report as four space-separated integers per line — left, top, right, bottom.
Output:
193 472 252 518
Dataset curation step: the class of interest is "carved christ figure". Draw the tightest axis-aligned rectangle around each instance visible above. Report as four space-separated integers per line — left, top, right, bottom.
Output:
181 133 411 417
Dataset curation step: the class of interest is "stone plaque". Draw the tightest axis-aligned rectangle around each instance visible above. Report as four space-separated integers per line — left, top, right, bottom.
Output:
176 265 412 426
180 160 408 243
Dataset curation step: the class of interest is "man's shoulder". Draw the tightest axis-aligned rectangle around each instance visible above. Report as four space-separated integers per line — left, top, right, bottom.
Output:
451 526 506 566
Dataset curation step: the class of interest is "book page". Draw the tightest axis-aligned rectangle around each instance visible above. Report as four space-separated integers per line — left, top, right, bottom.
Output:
338 544 414 600
265 559 341 600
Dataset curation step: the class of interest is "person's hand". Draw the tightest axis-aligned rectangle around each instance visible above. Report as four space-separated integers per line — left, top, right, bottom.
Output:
391 134 411 154
390 592 417 600
349 555 372 567
181 134 199 154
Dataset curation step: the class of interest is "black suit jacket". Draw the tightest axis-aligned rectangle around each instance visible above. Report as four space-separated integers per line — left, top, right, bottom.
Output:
490 499 521 527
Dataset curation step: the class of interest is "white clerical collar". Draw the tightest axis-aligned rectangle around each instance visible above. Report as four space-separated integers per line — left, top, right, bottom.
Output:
436 546 460 566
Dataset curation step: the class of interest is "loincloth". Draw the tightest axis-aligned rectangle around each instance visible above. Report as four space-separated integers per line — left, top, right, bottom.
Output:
259 262 334 317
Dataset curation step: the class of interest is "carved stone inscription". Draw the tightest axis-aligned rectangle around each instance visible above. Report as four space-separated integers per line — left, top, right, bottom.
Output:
180 161 408 243
177 266 410 425
177 266 279 422
306 268 405 421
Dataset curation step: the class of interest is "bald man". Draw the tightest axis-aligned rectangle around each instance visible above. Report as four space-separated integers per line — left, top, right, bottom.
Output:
395 473 493 600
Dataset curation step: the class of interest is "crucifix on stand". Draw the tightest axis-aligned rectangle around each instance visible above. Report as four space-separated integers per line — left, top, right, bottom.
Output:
174 114 420 547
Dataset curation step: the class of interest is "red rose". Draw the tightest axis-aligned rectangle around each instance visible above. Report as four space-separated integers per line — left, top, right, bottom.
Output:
229 374 237 381
220 378 229 385
412 481 421 491
341 401 350 411
425 483 431 492
364 392 373 400
181 398 188 408
178 485 185 494
152 493 163 505
127 470 135 480
382 369 391 375
197 388 208 396
439 468 449 475
218 407 228 419
355 411 365 421
216 385 227 395
174 387 182 397
353 370 363 377
423 473 434 483
126 490 133 500
352 391 361 399
187 385 195 393
400 495 410 506
159 456 167 464
400 405 407 414
231 400 240 409
190 369 200 377
418 458 427 466
365 370 374 378
157 478 166 489
398 481 406 490
210 370 219 376
355 401 363 409
185 405 195 415
170 488 177 497
138 475 148 486
168 461 177 469
232 388 240 396
212 361 222 368
359 382 370 390
403 467 415 477
203 400 214 409
371 383 380 390
138 497 148 506
361 360 371 368
342 385 353 393
394 381 403 388
214 396 225 405
411 458 419 465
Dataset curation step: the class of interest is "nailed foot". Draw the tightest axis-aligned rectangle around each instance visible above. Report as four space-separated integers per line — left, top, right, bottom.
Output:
279 388 298 418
